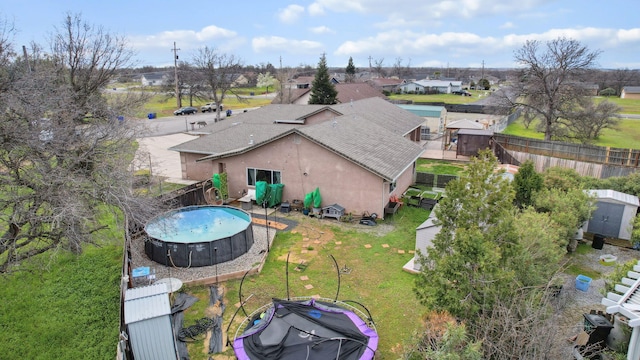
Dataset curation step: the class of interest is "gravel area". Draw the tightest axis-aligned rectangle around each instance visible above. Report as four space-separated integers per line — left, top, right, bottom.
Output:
557 240 640 356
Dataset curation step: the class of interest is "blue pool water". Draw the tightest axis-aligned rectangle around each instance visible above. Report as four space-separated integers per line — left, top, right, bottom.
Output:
145 206 252 243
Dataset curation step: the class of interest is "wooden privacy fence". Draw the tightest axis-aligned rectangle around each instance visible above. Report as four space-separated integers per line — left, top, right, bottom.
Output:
493 134 640 168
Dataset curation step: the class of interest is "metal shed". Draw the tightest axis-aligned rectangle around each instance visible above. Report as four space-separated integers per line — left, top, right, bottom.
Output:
456 129 494 157
585 189 639 240
124 283 178 360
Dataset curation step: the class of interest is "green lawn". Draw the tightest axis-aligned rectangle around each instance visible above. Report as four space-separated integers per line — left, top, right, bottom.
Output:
595 96 640 115
182 206 430 359
0 246 122 360
503 117 640 149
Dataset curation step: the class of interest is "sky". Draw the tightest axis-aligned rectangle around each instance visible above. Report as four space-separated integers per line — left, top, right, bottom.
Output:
3 0 640 70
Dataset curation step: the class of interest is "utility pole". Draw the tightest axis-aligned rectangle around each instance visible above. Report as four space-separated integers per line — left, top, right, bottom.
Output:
172 42 181 108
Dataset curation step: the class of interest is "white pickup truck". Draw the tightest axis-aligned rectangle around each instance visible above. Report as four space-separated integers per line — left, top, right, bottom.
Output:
200 102 223 112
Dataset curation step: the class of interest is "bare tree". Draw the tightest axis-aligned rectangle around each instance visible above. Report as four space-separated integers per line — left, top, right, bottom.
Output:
564 99 621 143
192 47 244 122
0 14 160 272
373 57 385 78
499 37 608 141
609 68 640 95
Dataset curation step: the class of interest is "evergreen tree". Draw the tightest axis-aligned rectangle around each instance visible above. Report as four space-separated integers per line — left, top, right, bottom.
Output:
513 160 543 208
309 54 337 105
345 56 356 83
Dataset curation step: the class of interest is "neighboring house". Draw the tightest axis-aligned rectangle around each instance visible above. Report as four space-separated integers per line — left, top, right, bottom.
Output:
168 97 425 217
273 82 386 105
397 80 463 94
621 86 640 99
367 78 406 93
283 76 338 90
140 72 170 86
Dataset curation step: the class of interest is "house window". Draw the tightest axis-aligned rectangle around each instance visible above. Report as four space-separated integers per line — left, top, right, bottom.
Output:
389 182 396 193
247 168 282 186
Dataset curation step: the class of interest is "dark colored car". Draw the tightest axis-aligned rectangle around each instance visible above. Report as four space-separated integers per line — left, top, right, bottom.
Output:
174 106 197 115
452 90 472 96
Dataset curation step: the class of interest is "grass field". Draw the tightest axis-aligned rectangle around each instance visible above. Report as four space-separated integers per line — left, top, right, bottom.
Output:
503 117 640 149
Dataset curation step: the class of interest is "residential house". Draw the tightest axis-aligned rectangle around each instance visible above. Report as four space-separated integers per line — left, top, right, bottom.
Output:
367 78 406 93
140 72 169 86
621 86 640 99
397 80 463 94
168 97 425 217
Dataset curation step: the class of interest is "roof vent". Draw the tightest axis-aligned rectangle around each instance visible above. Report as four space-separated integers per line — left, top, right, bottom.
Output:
332 118 337 128
249 134 254 145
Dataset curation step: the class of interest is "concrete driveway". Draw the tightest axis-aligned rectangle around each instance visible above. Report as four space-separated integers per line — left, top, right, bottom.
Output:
136 133 199 184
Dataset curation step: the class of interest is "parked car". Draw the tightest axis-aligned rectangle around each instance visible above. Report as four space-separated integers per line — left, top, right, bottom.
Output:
174 106 198 115
452 90 472 96
201 102 223 112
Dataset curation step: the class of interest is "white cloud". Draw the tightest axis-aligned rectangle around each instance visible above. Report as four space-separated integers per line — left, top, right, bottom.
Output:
278 4 305 24
309 25 335 34
311 0 548 19
129 25 237 49
308 2 325 16
252 36 324 55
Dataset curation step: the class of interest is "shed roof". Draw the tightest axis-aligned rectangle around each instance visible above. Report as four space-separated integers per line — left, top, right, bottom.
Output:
457 129 494 136
587 189 640 207
446 119 485 130
124 283 171 324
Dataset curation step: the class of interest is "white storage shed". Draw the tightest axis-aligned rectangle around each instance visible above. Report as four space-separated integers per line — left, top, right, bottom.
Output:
585 189 639 241
124 283 177 360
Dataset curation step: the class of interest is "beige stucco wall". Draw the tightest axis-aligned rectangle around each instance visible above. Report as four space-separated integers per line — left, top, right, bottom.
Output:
180 133 417 217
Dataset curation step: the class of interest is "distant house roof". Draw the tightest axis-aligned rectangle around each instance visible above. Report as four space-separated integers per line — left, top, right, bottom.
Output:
170 97 425 182
272 82 386 104
334 83 387 103
413 80 462 88
623 86 640 94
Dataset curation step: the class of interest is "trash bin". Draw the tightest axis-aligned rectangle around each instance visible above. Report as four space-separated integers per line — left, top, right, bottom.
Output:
583 313 613 348
249 92 255 96
147 113 156 119
226 109 232 117
592 234 605 250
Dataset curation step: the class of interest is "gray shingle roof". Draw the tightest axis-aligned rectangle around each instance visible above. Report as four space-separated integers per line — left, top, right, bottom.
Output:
297 116 424 181
170 97 425 181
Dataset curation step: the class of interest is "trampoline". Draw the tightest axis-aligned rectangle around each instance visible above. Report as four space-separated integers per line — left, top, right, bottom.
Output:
144 205 254 267
233 297 378 360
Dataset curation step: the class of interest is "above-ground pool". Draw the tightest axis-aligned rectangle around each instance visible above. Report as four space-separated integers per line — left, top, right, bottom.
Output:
144 205 254 267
